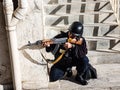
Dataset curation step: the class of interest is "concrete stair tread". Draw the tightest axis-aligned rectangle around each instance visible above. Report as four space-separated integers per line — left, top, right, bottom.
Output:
47 64 120 90
87 50 120 65
45 23 118 29
85 36 120 41
44 0 109 5
23 64 120 90
46 10 114 16
87 50 120 56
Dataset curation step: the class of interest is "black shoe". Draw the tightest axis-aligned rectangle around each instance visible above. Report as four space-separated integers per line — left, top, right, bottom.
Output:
75 75 88 85
66 68 72 77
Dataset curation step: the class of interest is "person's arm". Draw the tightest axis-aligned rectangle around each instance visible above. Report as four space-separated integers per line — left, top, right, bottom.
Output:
74 38 88 58
64 37 83 49
70 38 83 45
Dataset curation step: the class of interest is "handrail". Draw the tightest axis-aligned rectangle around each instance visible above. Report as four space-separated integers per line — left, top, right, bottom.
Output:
110 0 120 25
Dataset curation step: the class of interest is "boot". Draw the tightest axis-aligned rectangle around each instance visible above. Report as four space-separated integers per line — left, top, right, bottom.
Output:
75 74 88 85
66 68 72 77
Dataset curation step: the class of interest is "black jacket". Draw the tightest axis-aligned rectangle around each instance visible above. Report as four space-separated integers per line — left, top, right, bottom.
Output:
46 31 87 59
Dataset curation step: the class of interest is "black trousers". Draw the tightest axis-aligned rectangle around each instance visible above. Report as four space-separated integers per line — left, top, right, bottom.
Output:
49 56 89 82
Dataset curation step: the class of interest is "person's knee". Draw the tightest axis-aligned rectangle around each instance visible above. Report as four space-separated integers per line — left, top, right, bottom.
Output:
83 56 89 63
49 67 65 82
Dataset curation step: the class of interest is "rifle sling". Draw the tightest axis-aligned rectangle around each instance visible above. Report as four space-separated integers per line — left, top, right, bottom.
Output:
40 50 66 65
52 50 66 64
41 38 72 65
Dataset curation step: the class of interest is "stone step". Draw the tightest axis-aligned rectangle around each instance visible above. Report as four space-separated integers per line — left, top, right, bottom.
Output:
86 36 120 49
87 50 120 65
23 64 120 90
85 36 120 41
44 2 112 14
44 1 109 7
44 10 114 18
45 10 114 15
45 22 118 30
43 0 109 5
44 15 117 26
44 6 112 15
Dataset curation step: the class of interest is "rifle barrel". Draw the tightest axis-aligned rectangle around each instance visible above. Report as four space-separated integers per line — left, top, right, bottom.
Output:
52 37 67 44
27 37 68 46
27 40 42 46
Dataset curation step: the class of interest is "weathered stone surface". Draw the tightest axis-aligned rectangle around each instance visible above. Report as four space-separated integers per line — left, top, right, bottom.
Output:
16 0 49 88
0 2 12 84
16 0 120 88
87 50 120 65
23 64 120 90
0 0 120 89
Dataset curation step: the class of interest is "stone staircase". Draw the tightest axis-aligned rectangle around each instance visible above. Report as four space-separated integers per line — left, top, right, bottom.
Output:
46 64 120 90
24 0 120 90
23 64 120 90
42 0 120 62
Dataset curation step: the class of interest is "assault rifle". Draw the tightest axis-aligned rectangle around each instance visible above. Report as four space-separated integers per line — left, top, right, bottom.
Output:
25 37 79 65
27 37 69 46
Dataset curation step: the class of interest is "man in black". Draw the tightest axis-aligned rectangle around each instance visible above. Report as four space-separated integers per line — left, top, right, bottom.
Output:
45 21 97 85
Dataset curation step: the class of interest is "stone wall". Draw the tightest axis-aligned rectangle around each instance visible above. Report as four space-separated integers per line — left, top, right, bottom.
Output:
16 0 120 88
16 0 49 89
0 0 120 89
0 1 12 84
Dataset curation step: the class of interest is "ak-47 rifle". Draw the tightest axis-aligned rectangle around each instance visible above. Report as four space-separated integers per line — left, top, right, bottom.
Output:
27 37 69 46
26 37 78 65
26 37 70 65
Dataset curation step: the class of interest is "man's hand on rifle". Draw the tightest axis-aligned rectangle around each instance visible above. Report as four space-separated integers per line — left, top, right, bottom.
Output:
42 40 52 47
64 38 77 49
64 42 72 49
